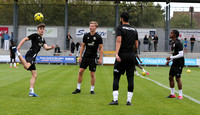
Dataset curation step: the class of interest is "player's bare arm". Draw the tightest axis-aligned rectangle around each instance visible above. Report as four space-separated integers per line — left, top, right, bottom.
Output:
135 40 138 49
116 36 122 62
98 44 103 64
137 55 142 63
43 44 55 50
79 43 85 63
17 37 29 51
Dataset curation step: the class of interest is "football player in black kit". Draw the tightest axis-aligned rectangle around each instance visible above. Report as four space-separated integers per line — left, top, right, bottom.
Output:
15 23 55 97
10 42 18 68
72 21 103 95
166 30 184 99
109 12 138 105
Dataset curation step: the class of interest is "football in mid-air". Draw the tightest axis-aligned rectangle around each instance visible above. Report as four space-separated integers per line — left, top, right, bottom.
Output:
142 72 146 76
17 62 19 65
34 13 44 22
187 69 191 73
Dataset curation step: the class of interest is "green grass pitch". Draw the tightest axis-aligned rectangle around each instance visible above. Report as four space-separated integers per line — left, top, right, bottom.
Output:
0 64 200 115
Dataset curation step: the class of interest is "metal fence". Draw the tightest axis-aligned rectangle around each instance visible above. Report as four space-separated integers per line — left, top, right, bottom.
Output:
0 3 200 53
0 3 200 29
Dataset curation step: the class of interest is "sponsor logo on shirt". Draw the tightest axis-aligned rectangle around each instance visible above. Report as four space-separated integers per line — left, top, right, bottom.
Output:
12 46 16 49
113 69 119 73
38 43 44 47
122 26 136 31
88 42 94 46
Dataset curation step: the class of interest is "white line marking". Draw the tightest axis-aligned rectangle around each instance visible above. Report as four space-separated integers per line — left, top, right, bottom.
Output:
138 74 200 104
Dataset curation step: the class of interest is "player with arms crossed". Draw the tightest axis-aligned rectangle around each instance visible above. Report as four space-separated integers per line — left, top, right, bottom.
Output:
109 12 138 105
72 21 103 94
166 30 184 99
15 23 55 97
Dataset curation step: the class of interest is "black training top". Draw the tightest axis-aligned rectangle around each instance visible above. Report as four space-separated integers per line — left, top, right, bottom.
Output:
171 39 184 65
116 24 138 58
28 33 46 54
190 37 196 42
10 45 16 55
82 32 103 58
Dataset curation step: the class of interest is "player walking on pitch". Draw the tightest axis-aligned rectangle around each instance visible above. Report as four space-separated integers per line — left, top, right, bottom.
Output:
166 30 184 99
15 23 55 97
109 12 138 105
72 21 103 95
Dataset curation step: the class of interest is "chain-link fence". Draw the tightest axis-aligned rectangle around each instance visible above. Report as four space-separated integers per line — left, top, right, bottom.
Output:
0 2 200 53
1 3 200 29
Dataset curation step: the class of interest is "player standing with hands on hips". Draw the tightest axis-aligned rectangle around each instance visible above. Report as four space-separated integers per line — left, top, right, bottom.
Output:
166 30 184 99
109 12 138 105
72 21 103 95
15 23 55 97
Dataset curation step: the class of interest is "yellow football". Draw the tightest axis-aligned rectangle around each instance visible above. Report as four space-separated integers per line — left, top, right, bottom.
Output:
142 72 146 76
34 13 44 22
187 69 191 73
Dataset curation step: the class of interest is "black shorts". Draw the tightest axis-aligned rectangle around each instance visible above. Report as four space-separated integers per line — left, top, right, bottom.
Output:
114 58 135 77
10 54 16 59
169 64 184 77
25 50 37 71
80 57 97 72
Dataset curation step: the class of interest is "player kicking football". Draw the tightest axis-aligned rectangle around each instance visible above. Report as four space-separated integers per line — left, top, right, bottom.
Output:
72 21 103 95
15 23 55 97
134 50 149 76
166 30 184 99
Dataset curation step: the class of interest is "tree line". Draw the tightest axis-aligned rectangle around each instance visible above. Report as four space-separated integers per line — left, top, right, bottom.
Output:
0 0 198 28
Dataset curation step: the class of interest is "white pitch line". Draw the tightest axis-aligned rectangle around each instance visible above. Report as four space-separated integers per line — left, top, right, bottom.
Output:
138 74 200 105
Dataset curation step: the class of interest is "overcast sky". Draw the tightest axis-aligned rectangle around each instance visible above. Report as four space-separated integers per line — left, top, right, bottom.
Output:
155 2 200 17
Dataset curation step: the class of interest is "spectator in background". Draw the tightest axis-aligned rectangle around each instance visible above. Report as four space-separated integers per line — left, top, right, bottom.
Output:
76 41 81 57
54 45 61 56
153 34 158 52
76 41 81 52
71 40 75 54
67 33 73 50
143 35 148 52
190 35 195 53
4 32 10 51
1 31 5 48
184 38 188 54
148 34 153 52
75 41 81 56
10 32 14 44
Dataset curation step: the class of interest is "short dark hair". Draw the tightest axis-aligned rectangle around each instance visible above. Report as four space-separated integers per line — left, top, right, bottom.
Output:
37 23 45 29
120 12 129 22
172 30 179 38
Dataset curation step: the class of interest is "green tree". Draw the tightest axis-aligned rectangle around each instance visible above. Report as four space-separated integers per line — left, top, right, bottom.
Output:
119 2 165 28
0 1 164 27
68 1 115 26
170 13 198 29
